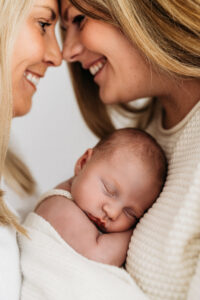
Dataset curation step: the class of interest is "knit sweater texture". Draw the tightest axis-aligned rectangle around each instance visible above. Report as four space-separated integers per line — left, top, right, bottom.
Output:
126 101 200 299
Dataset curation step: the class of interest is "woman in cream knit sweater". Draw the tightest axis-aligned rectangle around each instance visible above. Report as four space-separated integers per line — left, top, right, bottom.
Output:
59 0 200 299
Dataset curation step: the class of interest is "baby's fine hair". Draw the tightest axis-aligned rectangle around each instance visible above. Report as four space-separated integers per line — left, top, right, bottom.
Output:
93 128 167 191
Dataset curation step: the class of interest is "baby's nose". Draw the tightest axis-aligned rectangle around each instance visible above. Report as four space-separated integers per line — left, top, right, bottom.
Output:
103 203 122 221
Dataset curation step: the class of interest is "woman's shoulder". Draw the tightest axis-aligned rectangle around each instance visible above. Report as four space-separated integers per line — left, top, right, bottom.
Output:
147 100 200 158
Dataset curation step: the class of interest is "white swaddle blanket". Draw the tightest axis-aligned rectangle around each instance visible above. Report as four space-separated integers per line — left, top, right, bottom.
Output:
18 211 147 300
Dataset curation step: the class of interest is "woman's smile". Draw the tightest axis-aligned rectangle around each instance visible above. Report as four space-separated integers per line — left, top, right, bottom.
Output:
88 57 107 78
24 70 43 90
12 0 61 117
61 2 156 105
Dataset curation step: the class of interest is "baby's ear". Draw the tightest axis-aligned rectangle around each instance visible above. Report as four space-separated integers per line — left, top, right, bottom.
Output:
74 148 94 175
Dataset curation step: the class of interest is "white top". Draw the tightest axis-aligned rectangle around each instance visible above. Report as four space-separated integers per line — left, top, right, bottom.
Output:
37 189 73 205
19 212 147 300
0 180 37 300
126 101 200 299
4 99 200 300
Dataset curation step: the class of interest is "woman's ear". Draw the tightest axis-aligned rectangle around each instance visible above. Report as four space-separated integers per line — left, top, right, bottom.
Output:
74 148 94 175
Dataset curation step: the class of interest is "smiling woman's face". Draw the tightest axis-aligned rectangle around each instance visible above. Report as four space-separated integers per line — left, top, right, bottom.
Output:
60 1 168 105
11 0 62 117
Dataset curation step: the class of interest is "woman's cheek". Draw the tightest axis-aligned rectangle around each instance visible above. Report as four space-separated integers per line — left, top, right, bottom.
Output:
80 21 100 49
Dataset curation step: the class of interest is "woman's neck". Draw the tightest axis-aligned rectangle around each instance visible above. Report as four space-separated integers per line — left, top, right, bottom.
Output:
159 78 200 129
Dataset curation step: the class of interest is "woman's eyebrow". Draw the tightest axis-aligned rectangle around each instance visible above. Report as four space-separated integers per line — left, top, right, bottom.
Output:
63 10 68 21
63 7 70 22
35 6 57 21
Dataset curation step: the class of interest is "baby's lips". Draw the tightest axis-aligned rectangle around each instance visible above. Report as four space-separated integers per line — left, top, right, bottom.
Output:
96 218 106 230
87 213 106 231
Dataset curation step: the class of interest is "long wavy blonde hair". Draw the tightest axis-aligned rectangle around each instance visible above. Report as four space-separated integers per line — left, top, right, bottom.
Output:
65 0 200 138
0 0 36 234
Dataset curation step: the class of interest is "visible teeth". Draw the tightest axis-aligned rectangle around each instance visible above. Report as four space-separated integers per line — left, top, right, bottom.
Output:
89 61 105 76
24 72 40 88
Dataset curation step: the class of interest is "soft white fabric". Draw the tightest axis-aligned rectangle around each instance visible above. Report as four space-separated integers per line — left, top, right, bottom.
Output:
0 180 37 300
37 188 73 205
0 224 21 300
126 101 200 299
18 100 200 300
19 212 148 300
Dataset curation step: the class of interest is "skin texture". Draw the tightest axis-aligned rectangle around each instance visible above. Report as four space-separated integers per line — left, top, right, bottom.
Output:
12 0 62 117
36 146 160 266
71 148 158 232
60 1 200 129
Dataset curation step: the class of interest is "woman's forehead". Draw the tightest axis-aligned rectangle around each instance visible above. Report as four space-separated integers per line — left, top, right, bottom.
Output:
59 0 73 13
60 0 70 6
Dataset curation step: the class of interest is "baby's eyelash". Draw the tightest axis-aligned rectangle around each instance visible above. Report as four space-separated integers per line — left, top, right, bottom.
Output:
124 208 138 220
102 181 116 197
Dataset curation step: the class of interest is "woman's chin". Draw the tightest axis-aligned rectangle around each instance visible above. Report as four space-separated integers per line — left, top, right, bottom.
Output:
99 89 119 105
13 102 32 117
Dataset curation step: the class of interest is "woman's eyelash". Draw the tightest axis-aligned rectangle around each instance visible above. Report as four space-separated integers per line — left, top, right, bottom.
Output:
72 15 85 26
60 25 67 32
39 21 51 33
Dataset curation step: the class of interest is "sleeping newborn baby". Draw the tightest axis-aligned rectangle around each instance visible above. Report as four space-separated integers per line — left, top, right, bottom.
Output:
19 128 167 300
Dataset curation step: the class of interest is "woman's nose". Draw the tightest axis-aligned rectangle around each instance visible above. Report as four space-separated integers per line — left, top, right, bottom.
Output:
62 30 84 62
103 203 122 221
44 35 62 67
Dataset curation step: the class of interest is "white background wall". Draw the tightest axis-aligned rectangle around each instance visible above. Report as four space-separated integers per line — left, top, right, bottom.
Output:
11 55 98 194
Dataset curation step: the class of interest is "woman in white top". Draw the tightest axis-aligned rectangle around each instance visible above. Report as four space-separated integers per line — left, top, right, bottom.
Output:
59 0 200 299
0 1 61 299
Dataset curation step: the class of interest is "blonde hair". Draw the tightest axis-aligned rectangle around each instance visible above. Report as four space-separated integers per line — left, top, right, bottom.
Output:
0 0 36 233
65 0 200 138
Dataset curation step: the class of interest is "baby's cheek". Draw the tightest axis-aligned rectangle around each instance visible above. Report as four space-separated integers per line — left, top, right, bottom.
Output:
117 216 134 232
73 186 89 206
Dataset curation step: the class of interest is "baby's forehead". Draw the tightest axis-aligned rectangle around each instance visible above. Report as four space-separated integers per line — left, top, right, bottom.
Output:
95 145 147 168
107 142 149 159
93 131 163 168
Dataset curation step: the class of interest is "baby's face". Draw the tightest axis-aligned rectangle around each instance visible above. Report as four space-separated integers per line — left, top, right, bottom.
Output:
71 148 159 233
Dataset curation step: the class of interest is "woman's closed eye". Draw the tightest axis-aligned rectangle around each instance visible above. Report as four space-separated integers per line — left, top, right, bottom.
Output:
38 21 51 33
60 23 67 32
72 14 85 29
60 14 86 32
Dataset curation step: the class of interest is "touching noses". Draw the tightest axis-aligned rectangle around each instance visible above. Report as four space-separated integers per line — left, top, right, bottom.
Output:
62 29 84 62
103 202 122 221
45 35 62 67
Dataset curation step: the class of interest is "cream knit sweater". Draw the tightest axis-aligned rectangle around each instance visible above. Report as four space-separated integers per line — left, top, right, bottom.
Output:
126 101 200 299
